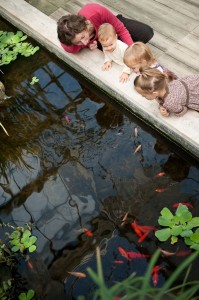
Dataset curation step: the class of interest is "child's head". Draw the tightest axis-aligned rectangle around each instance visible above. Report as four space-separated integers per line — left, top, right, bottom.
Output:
98 23 117 52
124 42 156 72
134 68 170 100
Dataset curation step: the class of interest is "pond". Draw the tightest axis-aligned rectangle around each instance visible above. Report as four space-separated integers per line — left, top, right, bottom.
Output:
0 17 199 300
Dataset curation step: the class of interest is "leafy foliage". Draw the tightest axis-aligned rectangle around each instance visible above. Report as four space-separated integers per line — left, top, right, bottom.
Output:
7 228 37 254
30 76 39 85
19 289 35 300
78 248 199 300
0 30 39 66
155 204 199 248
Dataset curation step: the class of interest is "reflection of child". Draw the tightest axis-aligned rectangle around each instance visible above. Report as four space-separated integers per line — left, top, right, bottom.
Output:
124 42 165 73
134 68 199 117
98 23 132 83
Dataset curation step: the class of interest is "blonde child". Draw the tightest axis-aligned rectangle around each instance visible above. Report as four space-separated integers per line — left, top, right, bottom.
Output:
134 68 199 117
98 23 132 83
124 42 165 73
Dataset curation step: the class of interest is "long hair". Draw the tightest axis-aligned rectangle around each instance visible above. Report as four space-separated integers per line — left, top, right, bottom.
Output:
134 68 175 93
124 42 156 67
57 15 87 45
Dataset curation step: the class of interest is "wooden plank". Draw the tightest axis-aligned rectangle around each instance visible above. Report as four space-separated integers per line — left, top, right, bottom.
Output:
25 0 57 15
192 25 199 37
153 0 199 21
50 8 70 20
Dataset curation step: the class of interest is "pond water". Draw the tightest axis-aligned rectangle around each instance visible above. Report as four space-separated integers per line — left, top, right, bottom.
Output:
0 17 199 300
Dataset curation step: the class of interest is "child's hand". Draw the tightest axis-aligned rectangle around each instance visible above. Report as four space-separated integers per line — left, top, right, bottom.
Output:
119 72 129 83
88 41 98 50
159 106 170 117
102 61 112 71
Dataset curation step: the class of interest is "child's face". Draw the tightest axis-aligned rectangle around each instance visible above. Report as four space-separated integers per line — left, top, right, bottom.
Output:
126 59 148 73
101 35 117 52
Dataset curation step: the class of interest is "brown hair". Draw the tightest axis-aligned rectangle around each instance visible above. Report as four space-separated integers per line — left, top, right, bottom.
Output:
57 15 87 45
124 42 156 68
134 68 175 93
98 23 116 43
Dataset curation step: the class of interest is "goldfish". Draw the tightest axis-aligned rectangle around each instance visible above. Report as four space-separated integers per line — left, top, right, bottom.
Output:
68 271 86 278
118 247 129 260
121 212 129 226
134 127 138 137
176 250 192 257
155 188 167 193
65 116 70 123
127 251 150 259
131 220 143 237
159 248 176 256
173 203 193 209
134 144 142 154
114 260 124 264
131 220 157 242
83 228 93 237
27 260 33 270
151 265 165 286
154 172 166 178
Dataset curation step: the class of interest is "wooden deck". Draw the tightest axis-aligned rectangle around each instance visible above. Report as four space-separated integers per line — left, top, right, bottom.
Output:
25 0 199 76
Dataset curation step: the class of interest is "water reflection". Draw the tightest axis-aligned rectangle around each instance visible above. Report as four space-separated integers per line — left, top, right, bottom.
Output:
1 17 199 299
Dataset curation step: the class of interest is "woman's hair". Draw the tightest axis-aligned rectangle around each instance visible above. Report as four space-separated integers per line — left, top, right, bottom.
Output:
98 23 116 43
124 42 156 67
134 68 175 93
57 15 87 45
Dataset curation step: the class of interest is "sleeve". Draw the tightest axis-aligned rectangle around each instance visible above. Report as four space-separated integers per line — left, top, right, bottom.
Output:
122 65 131 74
97 6 133 45
174 106 188 117
103 51 112 63
61 42 86 54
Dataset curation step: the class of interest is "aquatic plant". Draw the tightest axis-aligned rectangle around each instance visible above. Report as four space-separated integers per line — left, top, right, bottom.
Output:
155 204 199 248
30 76 39 85
7 227 37 254
78 248 199 300
0 30 39 66
19 289 35 300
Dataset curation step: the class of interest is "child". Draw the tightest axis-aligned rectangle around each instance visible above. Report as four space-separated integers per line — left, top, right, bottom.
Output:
124 42 165 73
134 68 199 117
98 23 132 83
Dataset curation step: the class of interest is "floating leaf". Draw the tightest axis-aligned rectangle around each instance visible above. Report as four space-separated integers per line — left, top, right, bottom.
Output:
160 207 174 220
171 226 182 236
155 228 171 242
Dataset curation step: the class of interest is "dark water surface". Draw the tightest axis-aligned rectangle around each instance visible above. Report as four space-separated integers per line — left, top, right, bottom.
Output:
0 18 199 300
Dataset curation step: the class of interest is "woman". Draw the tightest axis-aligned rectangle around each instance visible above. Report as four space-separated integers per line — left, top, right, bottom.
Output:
57 3 154 54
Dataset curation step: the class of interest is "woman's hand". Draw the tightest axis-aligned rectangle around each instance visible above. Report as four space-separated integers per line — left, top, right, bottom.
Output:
88 41 98 50
159 106 170 117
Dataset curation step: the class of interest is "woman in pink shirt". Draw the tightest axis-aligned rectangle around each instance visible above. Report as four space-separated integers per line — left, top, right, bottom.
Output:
57 3 154 54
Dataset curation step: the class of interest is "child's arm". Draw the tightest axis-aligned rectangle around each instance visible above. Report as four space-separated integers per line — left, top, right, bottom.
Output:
159 106 170 117
119 72 130 83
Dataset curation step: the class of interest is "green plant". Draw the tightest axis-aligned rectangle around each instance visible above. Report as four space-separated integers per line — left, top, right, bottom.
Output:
19 289 35 300
8 228 37 253
78 249 199 300
30 76 39 85
0 30 39 66
155 204 199 248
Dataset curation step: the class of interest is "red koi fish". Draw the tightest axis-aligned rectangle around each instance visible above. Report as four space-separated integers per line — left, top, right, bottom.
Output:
154 172 166 178
131 220 143 237
65 116 70 123
138 231 151 243
151 265 165 286
173 203 193 209
155 188 167 193
83 228 93 237
27 260 33 270
118 247 129 260
114 260 124 264
176 250 192 257
127 251 150 260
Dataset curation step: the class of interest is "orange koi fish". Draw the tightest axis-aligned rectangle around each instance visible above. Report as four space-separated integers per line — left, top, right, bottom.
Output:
83 228 93 237
154 172 166 178
155 188 167 193
173 203 193 209
134 127 138 137
151 265 165 286
127 251 150 260
138 231 151 243
68 271 86 278
121 212 129 226
159 248 176 256
118 247 129 260
27 260 33 270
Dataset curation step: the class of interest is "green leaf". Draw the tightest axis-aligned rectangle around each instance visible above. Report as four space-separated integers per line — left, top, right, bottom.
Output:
188 217 199 227
190 233 199 243
171 226 182 236
27 289 35 300
158 216 174 227
176 204 192 224
23 230 31 238
160 207 174 220
11 245 20 252
190 244 199 251
19 292 26 300
180 230 193 237
29 236 37 245
184 237 193 246
155 228 171 241
10 230 20 239
29 245 36 253
171 235 178 244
